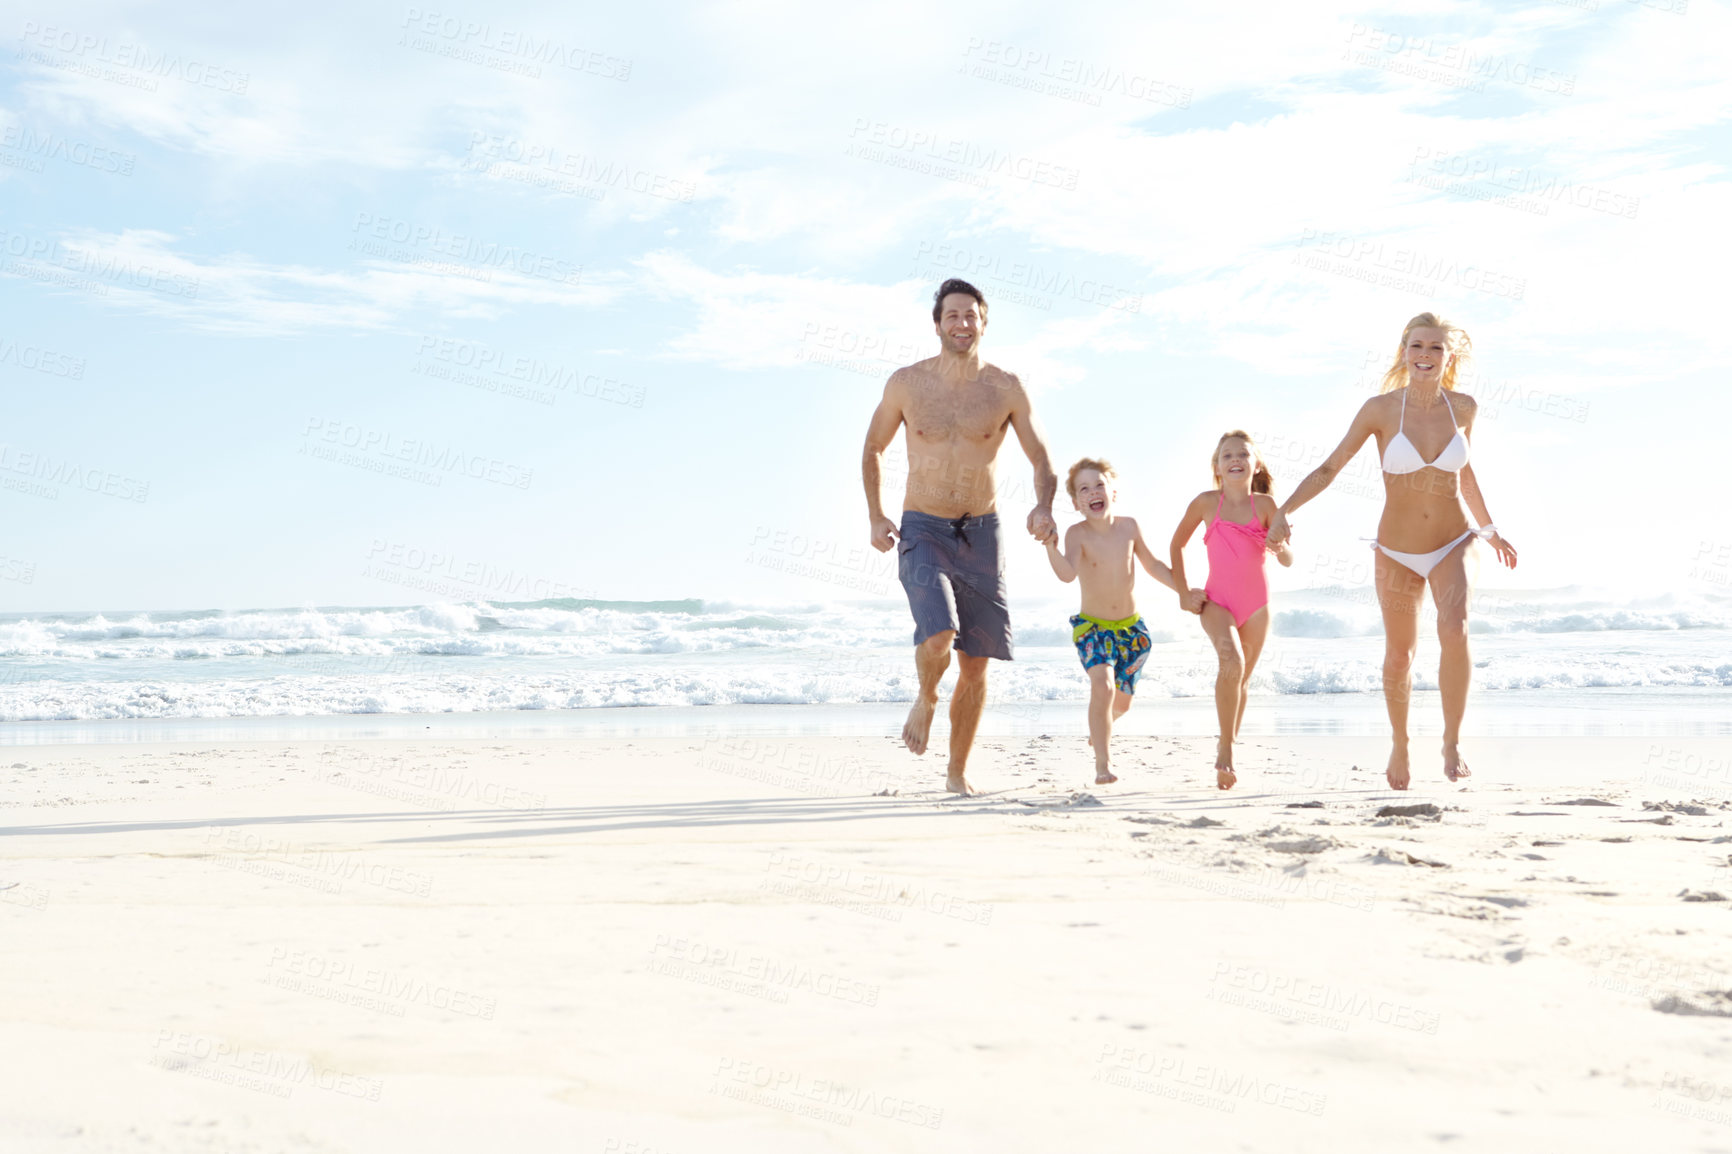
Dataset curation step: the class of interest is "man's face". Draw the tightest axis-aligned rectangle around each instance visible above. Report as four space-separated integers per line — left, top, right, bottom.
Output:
935 293 984 355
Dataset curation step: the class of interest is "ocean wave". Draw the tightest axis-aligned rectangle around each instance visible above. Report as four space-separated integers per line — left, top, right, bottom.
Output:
3 654 1729 721
1272 592 1732 640
3 589 1725 658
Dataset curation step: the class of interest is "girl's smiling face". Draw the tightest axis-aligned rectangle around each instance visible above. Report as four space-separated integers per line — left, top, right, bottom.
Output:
1216 437 1253 487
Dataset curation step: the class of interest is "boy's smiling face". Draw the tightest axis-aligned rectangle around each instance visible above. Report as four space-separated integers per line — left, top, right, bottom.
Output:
1072 468 1114 521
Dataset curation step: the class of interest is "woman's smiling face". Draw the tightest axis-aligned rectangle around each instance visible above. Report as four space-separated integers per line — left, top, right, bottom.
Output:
1403 325 1451 385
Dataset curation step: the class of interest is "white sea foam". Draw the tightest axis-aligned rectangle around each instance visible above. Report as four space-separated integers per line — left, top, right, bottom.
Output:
0 590 1725 720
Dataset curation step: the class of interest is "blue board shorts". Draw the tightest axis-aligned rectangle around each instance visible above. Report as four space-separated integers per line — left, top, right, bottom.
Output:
897 511 1013 661
1071 614 1152 695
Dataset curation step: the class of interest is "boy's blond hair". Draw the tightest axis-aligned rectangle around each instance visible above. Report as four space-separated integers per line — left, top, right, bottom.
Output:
1065 457 1115 500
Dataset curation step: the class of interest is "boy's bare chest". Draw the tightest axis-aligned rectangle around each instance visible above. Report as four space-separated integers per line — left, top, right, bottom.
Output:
1079 532 1134 568
904 385 1010 444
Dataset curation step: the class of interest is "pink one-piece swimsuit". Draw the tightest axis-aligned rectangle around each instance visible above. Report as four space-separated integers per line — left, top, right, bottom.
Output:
1203 492 1269 628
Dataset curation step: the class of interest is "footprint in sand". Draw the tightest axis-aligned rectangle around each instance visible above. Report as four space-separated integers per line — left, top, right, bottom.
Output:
1653 991 1732 1018
1376 803 1442 820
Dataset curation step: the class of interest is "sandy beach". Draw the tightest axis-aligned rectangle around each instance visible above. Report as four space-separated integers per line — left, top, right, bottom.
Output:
2 731 1731 1152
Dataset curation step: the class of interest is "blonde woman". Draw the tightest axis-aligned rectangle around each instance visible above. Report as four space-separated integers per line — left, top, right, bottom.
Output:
1273 314 1517 789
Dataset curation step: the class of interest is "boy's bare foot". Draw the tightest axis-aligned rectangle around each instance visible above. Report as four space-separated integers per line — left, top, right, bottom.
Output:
945 772 977 796
1096 767 1118 785
1216 765 1236 790
1386 746 1411 791
1443 742 1471 783
902 699 936 755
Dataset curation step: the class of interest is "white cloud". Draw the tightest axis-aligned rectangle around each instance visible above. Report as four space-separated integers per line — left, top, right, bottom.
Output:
0 228 619 334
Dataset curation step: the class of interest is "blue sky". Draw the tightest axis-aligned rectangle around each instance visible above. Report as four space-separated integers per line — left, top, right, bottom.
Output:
0 0 1725 612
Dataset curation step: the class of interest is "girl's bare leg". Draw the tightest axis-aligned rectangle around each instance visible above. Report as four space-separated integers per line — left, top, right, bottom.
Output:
1087 665 1117 784
1428 539 1477 782
1233 607 1271 742
1375 551 1426 791
1200 603 1243 790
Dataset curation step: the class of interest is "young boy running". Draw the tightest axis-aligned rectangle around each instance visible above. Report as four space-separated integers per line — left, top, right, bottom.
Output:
1043 459 1197 784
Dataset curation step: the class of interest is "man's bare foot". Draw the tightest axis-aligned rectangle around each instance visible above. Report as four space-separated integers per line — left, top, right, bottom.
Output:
1096 766 1118 785
902 699 937 755
1386 746 1411 791
945 772 977 796
1216 765 1237 790
1443 743 1472 783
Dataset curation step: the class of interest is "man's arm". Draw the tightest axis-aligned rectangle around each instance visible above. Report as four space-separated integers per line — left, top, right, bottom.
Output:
1005 375 1058 541
863 373 906 552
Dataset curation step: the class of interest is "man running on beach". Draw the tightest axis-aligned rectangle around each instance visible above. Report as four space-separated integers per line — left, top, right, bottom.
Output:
863 278 1058 795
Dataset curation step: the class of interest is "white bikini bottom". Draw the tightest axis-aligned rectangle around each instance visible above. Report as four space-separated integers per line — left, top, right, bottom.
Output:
1370 528 1481 579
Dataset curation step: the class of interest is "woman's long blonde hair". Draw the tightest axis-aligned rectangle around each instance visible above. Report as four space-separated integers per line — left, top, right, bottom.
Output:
1211 430 1273 495
1378 312 1472 393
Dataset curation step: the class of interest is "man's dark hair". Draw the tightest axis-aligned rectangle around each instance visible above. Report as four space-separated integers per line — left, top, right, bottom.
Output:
932 278 987 324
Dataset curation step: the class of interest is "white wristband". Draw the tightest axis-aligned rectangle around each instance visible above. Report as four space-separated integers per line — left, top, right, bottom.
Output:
1475 524 1498 538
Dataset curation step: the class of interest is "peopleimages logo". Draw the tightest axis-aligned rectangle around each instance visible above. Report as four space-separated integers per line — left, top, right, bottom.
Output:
300 418 534 490
0 336 85 379
350 213 582 286
0 443 149 502
0 125 135 175
17 22 251 93
847 119 1080 190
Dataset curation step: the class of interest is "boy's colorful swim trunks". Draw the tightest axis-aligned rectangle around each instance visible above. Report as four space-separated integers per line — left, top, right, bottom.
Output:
1070 614 1152 695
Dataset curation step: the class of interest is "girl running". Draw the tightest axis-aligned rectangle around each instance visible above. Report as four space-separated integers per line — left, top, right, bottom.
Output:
1169 431 1293 789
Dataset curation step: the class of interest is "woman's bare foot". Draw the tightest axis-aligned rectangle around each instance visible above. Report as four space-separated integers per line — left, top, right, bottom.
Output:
902 698 937 755
945 771 977 796
1096 766 1118 785
1215 737 1235 790
1443 742 1472 783
1386 745 1411 791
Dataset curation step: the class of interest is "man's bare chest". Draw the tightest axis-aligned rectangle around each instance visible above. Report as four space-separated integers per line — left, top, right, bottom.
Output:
904 387 1010 444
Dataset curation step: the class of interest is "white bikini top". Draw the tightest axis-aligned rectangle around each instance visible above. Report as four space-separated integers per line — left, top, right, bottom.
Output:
1381 388 1469 475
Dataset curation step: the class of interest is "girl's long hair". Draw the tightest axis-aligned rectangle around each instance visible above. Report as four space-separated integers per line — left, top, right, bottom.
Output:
1212 430 1273 495
1378 311 1472 394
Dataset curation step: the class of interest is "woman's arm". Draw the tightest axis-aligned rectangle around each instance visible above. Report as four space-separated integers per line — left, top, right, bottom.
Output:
1169 494 1209 613
1456 397 1517 569
1258 496 1294 567
1272 399 1381 541
1458 462 1517 569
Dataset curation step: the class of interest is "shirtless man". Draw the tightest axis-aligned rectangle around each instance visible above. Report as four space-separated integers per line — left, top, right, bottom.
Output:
862 279 1058 795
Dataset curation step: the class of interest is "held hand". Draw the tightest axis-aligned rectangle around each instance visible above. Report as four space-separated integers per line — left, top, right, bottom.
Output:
1185 588 1208 615
869 515 899 553
1266 509 1292 547
1486 532 1517 569
1027 505 1057 543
